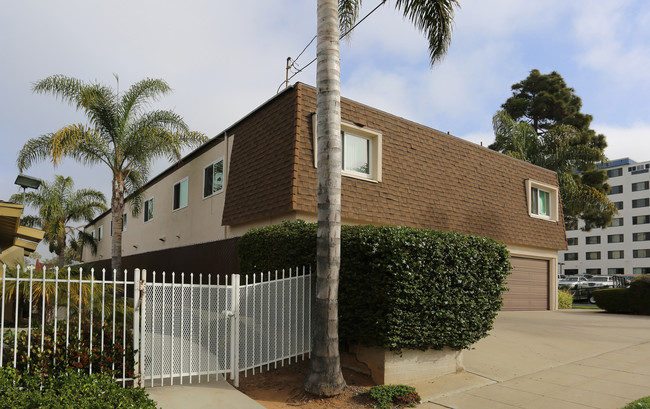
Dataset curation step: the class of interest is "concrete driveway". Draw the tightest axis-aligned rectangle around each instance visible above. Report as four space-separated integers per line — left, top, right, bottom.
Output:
414 310 650 409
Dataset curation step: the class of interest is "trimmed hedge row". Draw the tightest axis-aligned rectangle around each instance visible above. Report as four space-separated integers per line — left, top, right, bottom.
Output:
238 220 511 351
594 275 650 315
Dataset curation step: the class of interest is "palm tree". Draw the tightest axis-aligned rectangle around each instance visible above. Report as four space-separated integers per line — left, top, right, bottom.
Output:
17 76 207 275
306 0 460 396
10 175 106 269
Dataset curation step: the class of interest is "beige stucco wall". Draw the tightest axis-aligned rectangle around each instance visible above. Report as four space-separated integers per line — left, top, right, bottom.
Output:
84 135 235 262
349 345 463 385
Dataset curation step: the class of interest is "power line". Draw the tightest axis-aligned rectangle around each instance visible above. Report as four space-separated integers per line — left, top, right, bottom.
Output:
277 0 386 93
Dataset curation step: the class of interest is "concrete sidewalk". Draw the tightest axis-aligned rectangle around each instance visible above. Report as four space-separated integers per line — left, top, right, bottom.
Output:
146 377 266 409
412 310 650 409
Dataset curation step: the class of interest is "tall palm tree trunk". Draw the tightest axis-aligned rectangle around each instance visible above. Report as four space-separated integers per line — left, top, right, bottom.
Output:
304 0 346 396
111 179 125 279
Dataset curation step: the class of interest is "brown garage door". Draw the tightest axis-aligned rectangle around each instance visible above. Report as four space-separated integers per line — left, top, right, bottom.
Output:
502 256 549 311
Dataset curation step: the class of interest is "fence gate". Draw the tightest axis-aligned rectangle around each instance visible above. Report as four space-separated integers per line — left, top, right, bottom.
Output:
139 267 312 388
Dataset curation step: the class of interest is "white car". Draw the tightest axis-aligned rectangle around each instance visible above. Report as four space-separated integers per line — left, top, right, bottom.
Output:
583 276 614 288
558 276 589 289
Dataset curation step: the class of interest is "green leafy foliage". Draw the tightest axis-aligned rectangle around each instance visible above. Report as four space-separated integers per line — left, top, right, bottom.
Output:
491 69 615 230
557 289 573 309
620 395 650 409
2 319 135 379
238 221 511 351
0 367 157 409
368 384 421 409
594 275 650 315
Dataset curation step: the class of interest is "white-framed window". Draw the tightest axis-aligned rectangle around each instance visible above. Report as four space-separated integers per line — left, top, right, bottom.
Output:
91 230 95 239
311 114 383 182
526 180 558 221
144 197 154 223
203 159 224 198
173 177 189 211
97 225 103 241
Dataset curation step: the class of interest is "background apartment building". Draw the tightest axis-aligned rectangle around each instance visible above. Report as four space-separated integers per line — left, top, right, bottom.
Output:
560 158 650 276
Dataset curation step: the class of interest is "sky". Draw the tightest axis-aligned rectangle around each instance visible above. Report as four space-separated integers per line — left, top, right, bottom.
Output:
1 0 649 257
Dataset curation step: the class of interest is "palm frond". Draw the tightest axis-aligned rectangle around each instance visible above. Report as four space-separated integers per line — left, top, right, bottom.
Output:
32 75 85 110
119 78 172 121
339 0 362 35
395 0 460 65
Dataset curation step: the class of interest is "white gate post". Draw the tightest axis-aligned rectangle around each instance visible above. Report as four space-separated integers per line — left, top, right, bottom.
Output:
133 268 143 387
230 274 240 387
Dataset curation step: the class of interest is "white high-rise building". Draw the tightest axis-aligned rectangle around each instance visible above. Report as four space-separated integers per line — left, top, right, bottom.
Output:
560 158 650 276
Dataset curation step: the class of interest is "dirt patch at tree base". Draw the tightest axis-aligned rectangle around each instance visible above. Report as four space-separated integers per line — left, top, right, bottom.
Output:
231 358 378 409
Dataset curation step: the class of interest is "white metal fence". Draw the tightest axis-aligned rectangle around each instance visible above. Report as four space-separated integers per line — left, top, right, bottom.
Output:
1 264 312 389
140 267 312 388
0 264 140 385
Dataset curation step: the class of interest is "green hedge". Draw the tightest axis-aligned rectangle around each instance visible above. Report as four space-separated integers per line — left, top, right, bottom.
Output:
594 275 650 315
0 368 157 409
238 221 511 351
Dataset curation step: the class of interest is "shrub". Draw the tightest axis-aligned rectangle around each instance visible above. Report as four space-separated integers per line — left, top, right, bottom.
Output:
557 289 573 309
594 275 650 315
3 319 134 379
238 221 511 351
368 385 421 409
0 367 157 409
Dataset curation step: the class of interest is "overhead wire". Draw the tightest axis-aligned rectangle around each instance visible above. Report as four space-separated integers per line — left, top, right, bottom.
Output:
277 0 386 93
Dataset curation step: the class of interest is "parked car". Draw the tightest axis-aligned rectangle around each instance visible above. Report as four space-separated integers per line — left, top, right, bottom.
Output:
558 276 589 289
583 276 615 289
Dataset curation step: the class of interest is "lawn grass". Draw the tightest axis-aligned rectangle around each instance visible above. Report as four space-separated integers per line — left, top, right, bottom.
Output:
620 396 650 408
572 305 599 309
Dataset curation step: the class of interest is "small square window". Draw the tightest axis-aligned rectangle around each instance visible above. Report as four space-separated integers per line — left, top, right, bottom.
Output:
173 178 189 211
633 267 650 274
633 215 650 225
608 268 624 275
144 198 154 223
585 268 601 275
343 131 371 176
632 198 650 208
585 236 601 245
631 181 649 192
527 180 558 221
311 115 383 182
204 159 224 198
633 232 650 241
567 237 578 246
564 269 578 275
614 201 624 210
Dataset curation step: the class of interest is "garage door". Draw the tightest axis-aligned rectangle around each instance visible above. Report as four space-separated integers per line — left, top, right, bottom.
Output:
502 257 549 311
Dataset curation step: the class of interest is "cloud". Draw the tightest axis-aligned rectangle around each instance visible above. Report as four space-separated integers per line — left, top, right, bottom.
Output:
593 122 650 162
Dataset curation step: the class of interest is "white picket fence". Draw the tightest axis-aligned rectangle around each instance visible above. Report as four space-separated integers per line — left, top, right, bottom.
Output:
1 264 312 389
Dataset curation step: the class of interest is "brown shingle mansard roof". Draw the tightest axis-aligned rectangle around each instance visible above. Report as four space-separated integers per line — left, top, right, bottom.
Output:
223 83 567 251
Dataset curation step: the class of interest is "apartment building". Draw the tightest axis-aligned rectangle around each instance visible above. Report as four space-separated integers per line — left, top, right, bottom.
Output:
560 158 650 276
84 82 568 310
